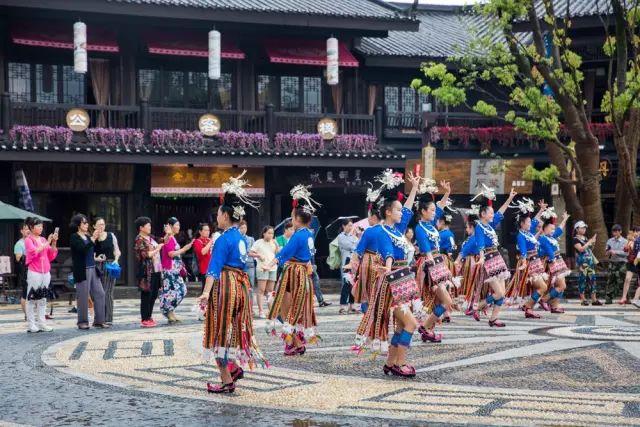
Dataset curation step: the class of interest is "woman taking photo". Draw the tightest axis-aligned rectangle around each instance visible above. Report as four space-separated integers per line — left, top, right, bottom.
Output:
24 217 58 333
160 217 193 323
70 214 108 330
250 225 279 318
193 222 214 292
94 217 121 326
573 221 601 306
134 216 164 328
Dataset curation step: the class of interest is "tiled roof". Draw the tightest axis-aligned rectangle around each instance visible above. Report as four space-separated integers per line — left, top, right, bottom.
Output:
106 0 411 21
358 6 501 59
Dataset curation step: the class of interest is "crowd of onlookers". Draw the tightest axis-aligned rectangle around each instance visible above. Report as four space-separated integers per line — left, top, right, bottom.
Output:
13 211 640 333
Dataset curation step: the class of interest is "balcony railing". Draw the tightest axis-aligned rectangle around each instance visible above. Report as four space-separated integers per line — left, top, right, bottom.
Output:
2 97 381 140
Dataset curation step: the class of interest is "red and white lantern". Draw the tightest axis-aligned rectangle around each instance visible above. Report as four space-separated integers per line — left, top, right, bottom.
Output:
73 21 87 74
327 37 339 86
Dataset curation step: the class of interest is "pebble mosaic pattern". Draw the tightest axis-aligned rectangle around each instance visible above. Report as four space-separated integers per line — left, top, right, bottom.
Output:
4 297 640 425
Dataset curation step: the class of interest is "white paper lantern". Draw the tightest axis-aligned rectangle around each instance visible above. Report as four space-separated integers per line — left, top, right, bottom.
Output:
73 21 87 74
208 30 221 80
327 37 339 86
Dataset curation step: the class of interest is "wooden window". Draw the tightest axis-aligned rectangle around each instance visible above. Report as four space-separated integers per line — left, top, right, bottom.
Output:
9 62 85 104
258 74 323 112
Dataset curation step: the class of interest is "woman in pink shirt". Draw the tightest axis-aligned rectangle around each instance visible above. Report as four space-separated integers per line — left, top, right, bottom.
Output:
159 217 193 324
24 217 58 333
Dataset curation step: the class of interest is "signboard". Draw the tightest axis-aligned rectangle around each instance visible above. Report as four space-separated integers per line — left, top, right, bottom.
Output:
317 118 338 140
66 108 90 132
470 159 505 195
151 165 265 197
198 114 221 136
405 158 534 194
421 145 436 179
599 158 612 178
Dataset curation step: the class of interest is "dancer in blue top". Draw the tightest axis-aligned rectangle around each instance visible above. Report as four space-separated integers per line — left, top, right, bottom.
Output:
505 199 549 319
413 180 454 343
198 170 267 394
454 213 482 315
538 211 571 313
264 184 321 356
350 190 383 313
354 169 423 378
472 187 517 327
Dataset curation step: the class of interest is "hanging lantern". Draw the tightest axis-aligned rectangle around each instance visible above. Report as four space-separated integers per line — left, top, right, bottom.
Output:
73 21 87 74
208 30 221 80
327 37 339 86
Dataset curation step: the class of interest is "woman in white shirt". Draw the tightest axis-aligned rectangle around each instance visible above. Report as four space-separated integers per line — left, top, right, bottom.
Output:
250 226 280 318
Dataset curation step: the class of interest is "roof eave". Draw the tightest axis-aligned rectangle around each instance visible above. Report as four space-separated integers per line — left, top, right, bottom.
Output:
2 0 420 33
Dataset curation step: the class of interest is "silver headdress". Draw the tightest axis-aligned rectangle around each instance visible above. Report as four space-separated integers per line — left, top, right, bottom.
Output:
540 207 557 220
375 168 404 190
290 184 321 214
470 183 496 203
221 170 260 220
509 197 535 215
418 177 438 195
221 170 260 210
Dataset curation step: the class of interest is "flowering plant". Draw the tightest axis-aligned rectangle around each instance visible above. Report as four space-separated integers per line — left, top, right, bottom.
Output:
9 126 73 148
86 128 145 150
150 129 203 151
216 132 270 152
274 133 325 152
332 134 377 152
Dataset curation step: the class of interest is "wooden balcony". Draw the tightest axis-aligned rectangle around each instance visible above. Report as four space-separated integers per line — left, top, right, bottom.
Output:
3 98 380 139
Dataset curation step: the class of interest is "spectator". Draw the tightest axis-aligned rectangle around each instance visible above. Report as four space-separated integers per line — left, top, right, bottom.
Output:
337 219 358 314
276 220 294 248
193 222 214 292
94 217 121 325
573 221 601 306
239 220 256 289
250 226 279 318
14 222 30 321
23 217 58 333
134 216 163 328
621 226 640 305
605 224 627 304
405 227 417 266
70 214 109 330
160 217 193 324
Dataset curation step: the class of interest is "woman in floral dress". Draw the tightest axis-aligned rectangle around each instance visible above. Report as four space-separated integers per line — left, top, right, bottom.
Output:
160 217 193 323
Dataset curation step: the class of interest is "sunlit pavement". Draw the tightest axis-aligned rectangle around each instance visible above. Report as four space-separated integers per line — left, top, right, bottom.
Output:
3 296 640 426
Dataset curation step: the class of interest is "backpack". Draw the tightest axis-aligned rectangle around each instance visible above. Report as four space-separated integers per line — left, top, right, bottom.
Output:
326 237 342 270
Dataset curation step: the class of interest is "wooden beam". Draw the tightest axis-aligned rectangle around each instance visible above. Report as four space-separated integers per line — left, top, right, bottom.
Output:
0 150 406 168
0 0 419 32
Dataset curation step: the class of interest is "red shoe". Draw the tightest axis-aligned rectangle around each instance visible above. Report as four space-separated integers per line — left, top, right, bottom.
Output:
618 299 628 305
284 344 297 356
464 308 474 316
140 319 152 328
390 364 416 378
473 310 481 322
296 345 306 355
422 330 443 343
550 307 565 314
524 309 541 319
45 314 54 320
230 365 244 382
539 301 551 311
489 319 506 327
383 364 394 375
206 382 235 394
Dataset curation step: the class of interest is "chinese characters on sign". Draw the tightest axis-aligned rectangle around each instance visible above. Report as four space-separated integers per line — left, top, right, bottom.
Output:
66 108 90 132
198 114 221 136
317 118 338 140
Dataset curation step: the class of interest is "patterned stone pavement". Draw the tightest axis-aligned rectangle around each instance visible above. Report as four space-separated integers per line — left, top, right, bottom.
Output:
3 295 640 426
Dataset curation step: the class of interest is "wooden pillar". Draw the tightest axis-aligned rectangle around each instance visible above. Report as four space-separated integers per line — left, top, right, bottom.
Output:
119 29 137 105
0 17 7 94
126 164 151 287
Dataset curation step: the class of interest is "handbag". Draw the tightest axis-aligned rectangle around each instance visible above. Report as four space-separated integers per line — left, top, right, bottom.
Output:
387 267 419 307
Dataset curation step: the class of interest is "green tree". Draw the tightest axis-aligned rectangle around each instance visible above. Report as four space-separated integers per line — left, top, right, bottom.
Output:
412 0 640 256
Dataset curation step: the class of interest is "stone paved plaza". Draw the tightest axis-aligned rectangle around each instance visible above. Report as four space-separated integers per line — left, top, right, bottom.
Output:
2 295 640 426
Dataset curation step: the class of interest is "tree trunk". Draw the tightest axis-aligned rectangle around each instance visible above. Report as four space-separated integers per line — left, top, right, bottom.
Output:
546 142 584 218
614 109 640 232
573 135 608 259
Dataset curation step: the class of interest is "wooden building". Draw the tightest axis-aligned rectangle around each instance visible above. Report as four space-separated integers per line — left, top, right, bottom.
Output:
0 0 623 283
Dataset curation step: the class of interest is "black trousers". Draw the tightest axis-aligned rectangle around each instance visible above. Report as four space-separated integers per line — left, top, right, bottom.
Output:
141 272 160 320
